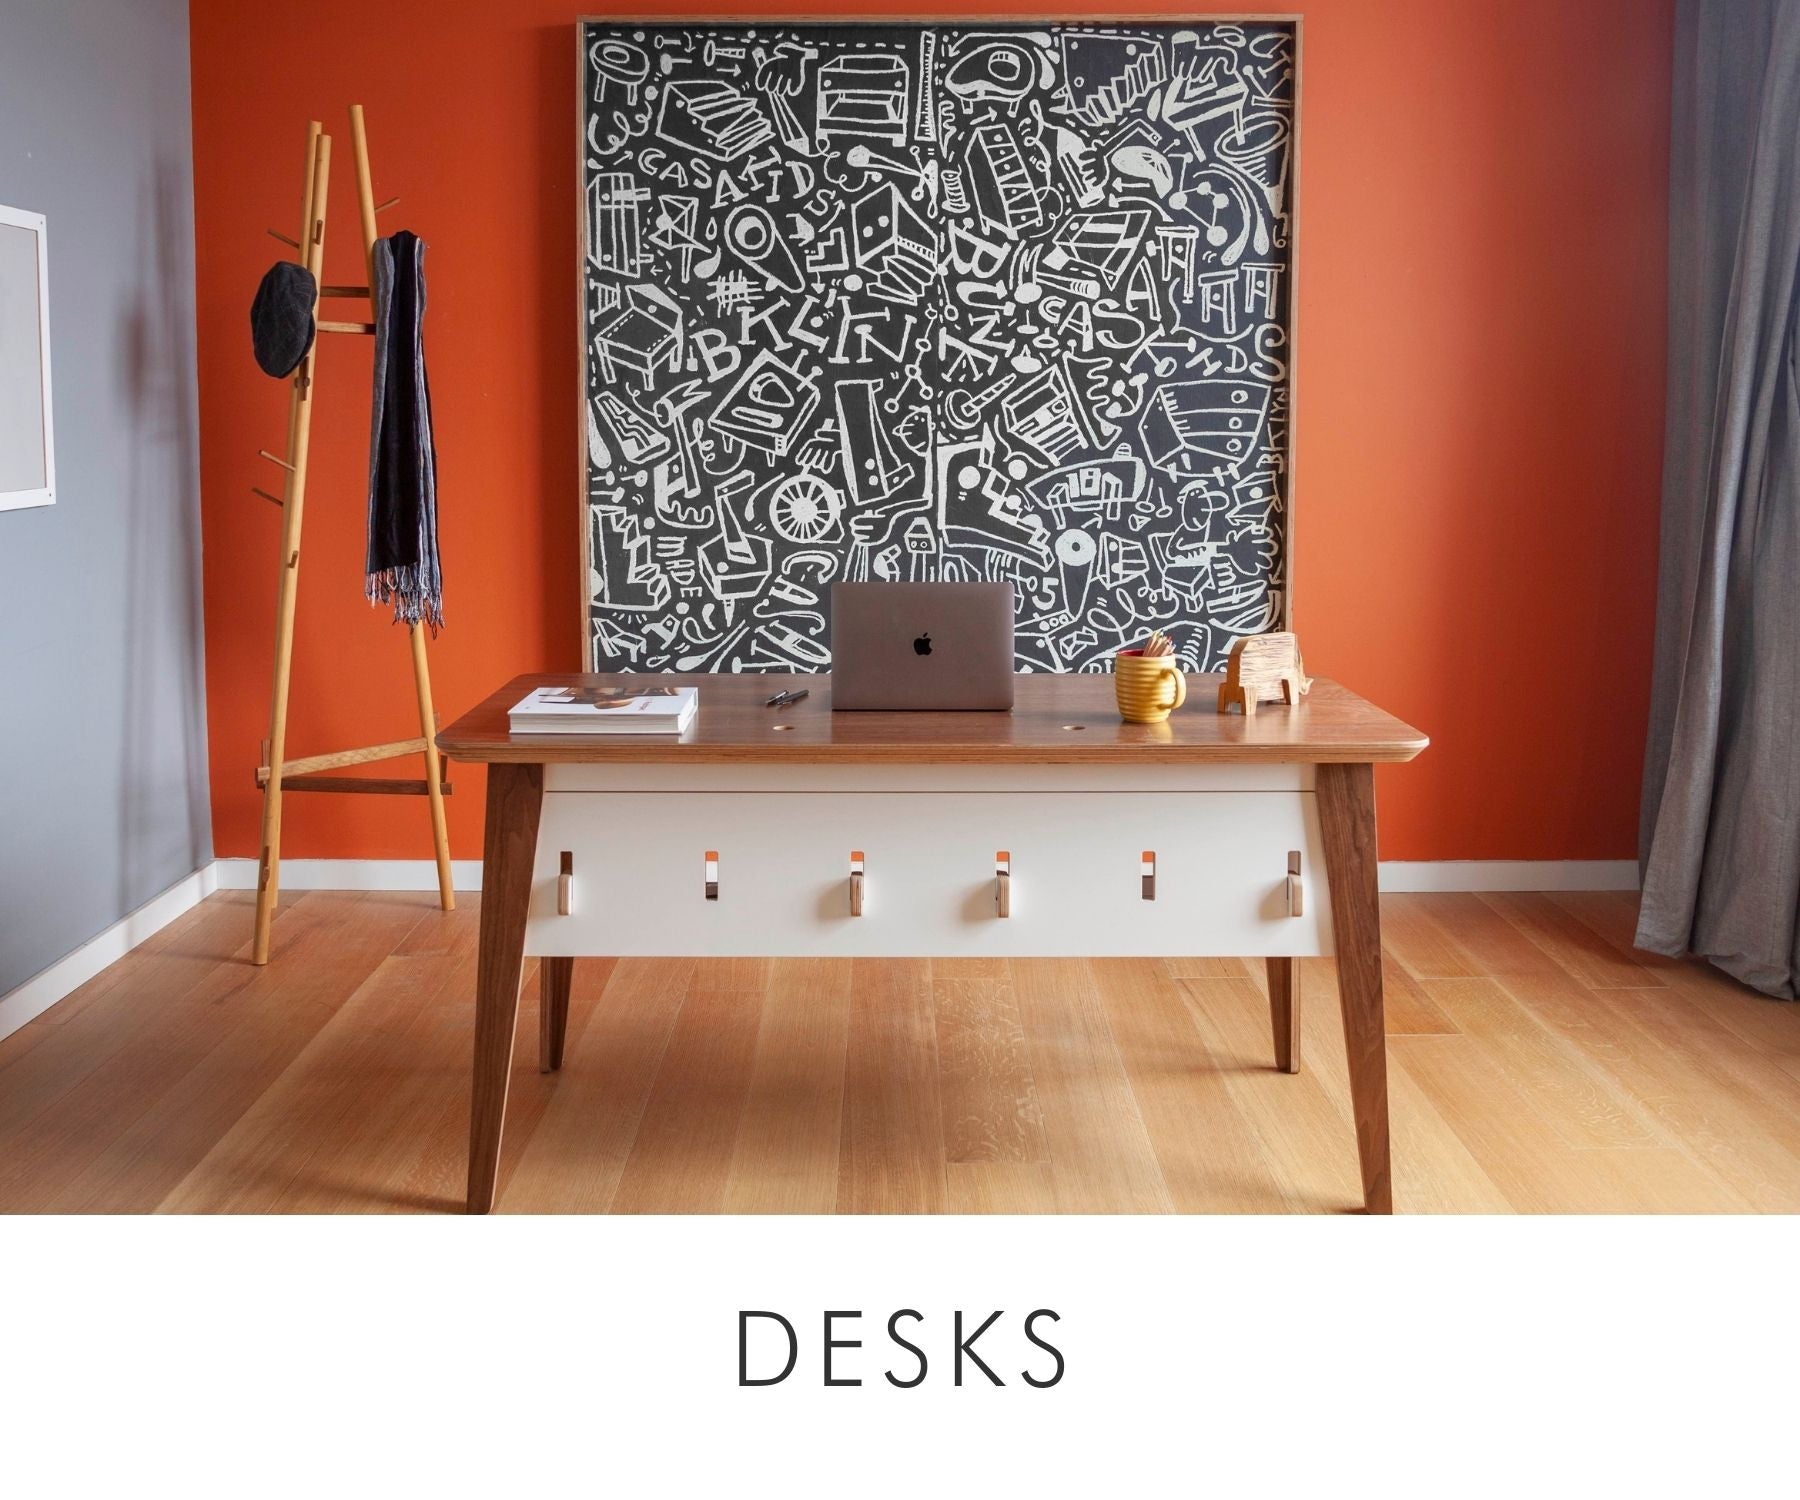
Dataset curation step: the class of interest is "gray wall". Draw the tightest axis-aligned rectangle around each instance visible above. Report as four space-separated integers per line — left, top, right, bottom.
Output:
0 0 211 997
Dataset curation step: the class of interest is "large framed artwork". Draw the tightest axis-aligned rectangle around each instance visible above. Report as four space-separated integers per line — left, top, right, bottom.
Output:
577 17 1297 674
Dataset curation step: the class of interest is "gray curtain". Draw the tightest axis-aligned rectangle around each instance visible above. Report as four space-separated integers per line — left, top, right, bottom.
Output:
1637 0 1800 996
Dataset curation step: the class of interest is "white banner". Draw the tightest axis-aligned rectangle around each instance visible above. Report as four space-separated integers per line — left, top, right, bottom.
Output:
6 1216 1792 1496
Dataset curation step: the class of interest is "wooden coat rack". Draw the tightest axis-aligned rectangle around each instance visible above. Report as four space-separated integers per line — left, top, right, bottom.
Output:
252 106 453 964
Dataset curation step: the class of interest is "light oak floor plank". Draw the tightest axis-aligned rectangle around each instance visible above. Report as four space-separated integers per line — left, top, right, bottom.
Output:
724 959 852 1214
1483 893 1671 990
1384 1053 1515 1214
1556 891 1800 1060
1161 956 1251 980
351 956 616 1215
0 890 1793 1215
836 959 948 1213
1291 959 1510 1213
1180 972 1362 1213
1389 1032 1746 1213
1379 894 1484 979
499 957 695 1213
2 893 429 1214
1012 958 1173 1213
159 902 482 1214
0 892 299 1137
1418 976 1660 1151
1493 971 1800 1213
945 1161 1061 1213
1401 892 1567 979
1380 954 1461 1036
934 972 1047 1166
1091 958 1284 1213
609 984 765 1214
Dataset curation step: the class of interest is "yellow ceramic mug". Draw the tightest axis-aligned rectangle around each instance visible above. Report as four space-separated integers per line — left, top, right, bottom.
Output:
1114 649 1188 723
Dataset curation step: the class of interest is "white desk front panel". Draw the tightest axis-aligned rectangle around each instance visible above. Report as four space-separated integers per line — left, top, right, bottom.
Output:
527 781 1333 959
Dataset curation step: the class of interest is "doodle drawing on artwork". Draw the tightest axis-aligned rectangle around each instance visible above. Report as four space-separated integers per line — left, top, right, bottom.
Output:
580 21 1295 674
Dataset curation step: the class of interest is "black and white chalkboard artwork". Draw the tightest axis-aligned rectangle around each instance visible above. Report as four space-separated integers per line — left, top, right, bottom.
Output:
578 20 1295 674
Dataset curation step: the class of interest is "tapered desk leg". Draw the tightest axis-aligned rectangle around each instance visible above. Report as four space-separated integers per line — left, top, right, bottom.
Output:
540 957 573 1073
1317 762 1392 1214
467 761 544 1214
1266 958 1301 1075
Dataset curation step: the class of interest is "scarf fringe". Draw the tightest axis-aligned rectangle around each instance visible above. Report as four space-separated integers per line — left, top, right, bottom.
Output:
366 565 444 635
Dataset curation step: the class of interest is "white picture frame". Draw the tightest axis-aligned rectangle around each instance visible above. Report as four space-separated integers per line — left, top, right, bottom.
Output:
0 203 56 512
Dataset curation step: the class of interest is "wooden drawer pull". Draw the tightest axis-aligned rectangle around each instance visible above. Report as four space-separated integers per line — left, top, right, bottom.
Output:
1287 850 1303 917
995 850 1011 918
557 851 574 916
705 849 719 901
1142 850 1156 901
849 850 865 916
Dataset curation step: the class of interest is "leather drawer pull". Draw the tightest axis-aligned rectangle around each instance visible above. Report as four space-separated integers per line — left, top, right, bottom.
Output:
705 850 719 901
1141 850 1156 901
849 850 865 916
995 851 1011 918
557 850 574 916
1287 850 1303 917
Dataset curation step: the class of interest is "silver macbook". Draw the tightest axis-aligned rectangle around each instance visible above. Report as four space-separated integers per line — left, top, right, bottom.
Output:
830 582 1015 711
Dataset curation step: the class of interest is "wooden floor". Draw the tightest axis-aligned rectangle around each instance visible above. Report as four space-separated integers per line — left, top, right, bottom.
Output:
2 888 1798 1213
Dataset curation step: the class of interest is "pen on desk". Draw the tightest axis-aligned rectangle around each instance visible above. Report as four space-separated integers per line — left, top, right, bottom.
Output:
765 689 810 707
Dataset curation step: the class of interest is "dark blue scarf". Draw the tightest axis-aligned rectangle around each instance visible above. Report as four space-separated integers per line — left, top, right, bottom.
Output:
365 230 443 630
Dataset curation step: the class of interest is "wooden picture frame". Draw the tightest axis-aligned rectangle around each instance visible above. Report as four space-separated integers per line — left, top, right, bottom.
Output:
0 203 56 513
575 16 1300 672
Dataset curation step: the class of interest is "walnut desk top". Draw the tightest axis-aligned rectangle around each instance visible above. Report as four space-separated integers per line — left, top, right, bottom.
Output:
437 672 1428 766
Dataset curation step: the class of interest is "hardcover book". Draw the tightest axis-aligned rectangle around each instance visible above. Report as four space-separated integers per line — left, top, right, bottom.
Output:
509 684 698 735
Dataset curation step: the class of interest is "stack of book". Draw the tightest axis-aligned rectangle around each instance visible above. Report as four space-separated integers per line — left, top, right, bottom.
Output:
508 684 698 736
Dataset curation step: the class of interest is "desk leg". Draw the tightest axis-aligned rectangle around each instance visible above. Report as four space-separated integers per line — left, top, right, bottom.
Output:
1317 762 1392 1214
540 957 573 1073
1266 958 1300 1075
467 761 544 1214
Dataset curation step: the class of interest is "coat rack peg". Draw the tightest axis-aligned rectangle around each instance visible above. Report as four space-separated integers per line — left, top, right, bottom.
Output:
704 850 719 901
1141 850 1157 901
250 486 284 507
995 850 1012 918
375 194 400 213
558 851 575 916
258 448 296 471
849 850 865 916
1287 850 1303 917
267 227 301 248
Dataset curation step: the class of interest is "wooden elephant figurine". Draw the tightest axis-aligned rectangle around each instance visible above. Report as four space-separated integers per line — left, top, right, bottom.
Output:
1218 632 1312 716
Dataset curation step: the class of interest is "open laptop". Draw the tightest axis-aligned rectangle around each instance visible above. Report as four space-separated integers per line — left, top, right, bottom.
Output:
830 582 1015 711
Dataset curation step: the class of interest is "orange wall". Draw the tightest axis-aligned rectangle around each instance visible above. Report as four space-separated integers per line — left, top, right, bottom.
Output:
190 1 1672 862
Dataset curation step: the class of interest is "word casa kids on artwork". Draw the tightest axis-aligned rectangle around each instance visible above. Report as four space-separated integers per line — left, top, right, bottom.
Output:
580 22 1293 678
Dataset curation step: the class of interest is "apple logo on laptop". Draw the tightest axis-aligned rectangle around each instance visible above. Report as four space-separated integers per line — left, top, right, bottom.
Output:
913 632 932 657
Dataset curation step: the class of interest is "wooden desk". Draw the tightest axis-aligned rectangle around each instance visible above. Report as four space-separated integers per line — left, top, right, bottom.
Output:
439 673 1427 1214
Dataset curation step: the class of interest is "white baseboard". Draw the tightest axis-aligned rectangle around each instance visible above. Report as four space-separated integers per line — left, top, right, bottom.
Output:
213 856 1639 895
0 863 220 1044
3 856 1639 1045
1377 860 1639 893
211 857 485 892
